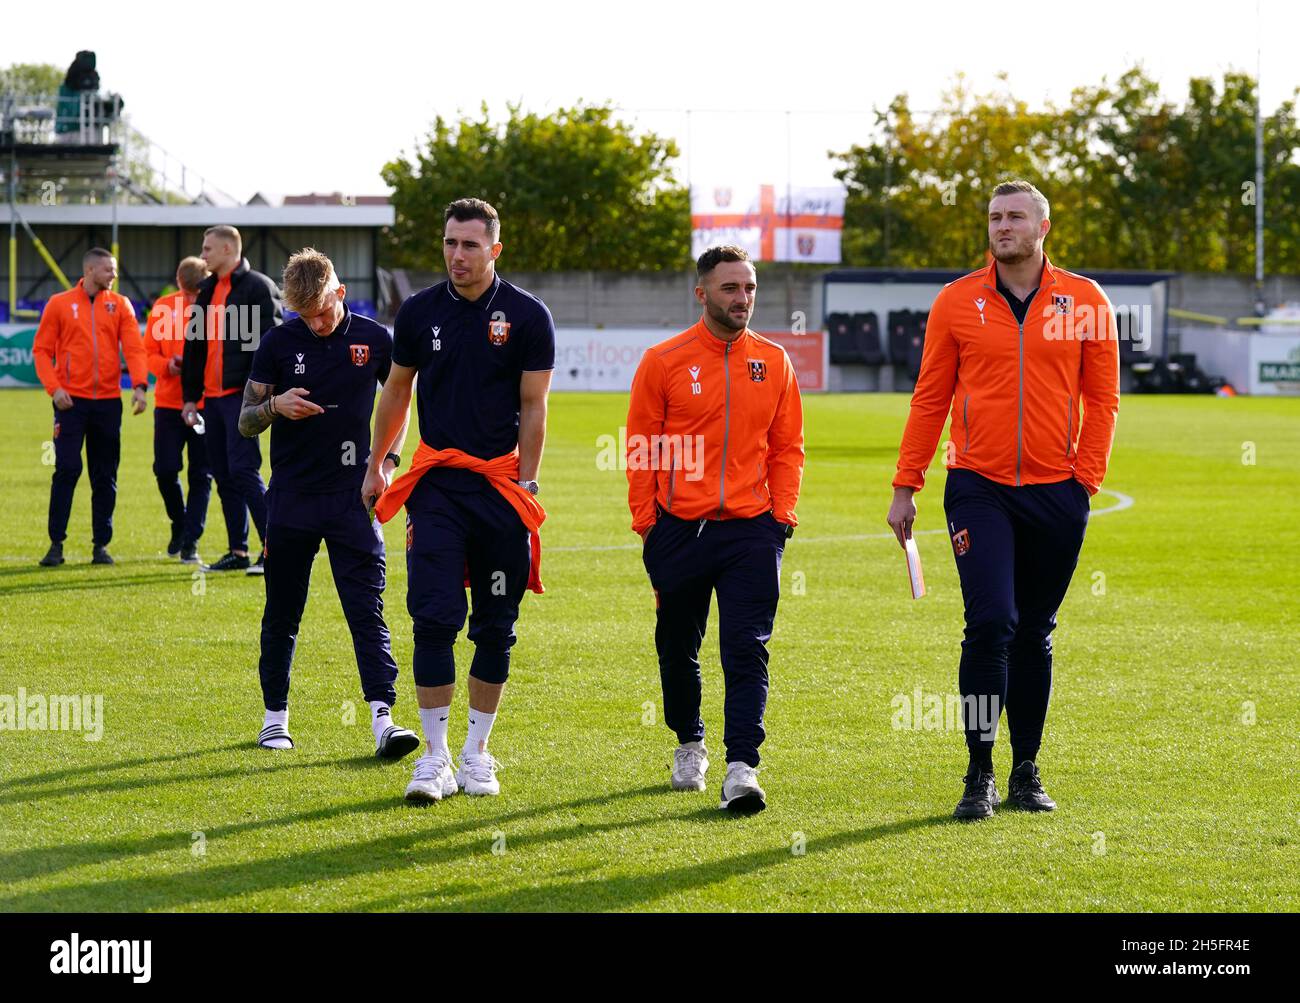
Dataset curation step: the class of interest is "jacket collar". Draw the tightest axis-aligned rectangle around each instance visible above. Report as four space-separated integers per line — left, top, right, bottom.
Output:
692 317 749 354
982 253 1058 292
76 277 110 302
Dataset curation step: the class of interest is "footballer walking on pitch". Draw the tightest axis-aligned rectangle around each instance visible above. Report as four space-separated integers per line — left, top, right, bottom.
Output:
626 245 805 814
182 225 282 575
144 256 213 564
886 180 1120 820
365 198 554 803
239 249 419 759
34 248 149 567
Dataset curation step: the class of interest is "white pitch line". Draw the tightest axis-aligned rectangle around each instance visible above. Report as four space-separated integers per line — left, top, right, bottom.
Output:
549 488 1134 552
0 493 1134 561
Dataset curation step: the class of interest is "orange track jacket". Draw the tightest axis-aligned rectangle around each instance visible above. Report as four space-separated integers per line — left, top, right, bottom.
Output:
374 443 546 594
34 279 146 399
894 257 1120 495
145 291 199 410
626 320 805 535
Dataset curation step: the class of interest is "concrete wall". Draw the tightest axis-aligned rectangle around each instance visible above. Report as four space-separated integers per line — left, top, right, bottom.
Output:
1168 272 1300 321
399 264 825 332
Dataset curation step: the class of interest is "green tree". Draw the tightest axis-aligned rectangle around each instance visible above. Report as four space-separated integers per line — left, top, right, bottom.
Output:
832 68 1300 275
382 103 689 272
0 62 63 95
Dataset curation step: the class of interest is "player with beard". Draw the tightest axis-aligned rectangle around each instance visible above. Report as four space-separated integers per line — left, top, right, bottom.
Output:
886 180 1120 820
626 245 805 814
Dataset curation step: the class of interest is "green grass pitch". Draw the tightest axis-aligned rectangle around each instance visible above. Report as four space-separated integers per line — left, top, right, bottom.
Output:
0 388 1296 912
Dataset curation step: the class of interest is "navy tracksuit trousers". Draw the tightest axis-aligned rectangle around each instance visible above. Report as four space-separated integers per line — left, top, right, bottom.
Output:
642 510 788 768
203 393 268 553
48 397 122 547
257 486 399 711
153 406 211 546
404 476 532 688
943 469 1090 765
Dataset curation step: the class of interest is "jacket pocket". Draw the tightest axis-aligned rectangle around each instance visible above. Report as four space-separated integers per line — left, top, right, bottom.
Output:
962 394 971 453
1065 396 1073 457
665 459 677 512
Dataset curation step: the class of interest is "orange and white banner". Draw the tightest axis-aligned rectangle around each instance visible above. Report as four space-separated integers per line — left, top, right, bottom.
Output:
690 184 846 264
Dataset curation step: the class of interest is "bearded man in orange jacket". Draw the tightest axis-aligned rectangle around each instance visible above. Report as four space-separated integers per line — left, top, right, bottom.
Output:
34 248 148 566
626 245 805 814
886 180 1120 820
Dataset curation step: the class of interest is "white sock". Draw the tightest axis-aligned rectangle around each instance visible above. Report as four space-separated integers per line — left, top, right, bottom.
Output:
419 706 451 760
261 708 291 750
370 700 393 744
464 708 496 758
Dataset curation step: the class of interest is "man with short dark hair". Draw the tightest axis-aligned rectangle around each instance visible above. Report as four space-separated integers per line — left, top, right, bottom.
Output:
181 225 282 574
887 179 1120 820
238 248 418 758
625 244 805 814
145 256 212 563
365 197 554 803
33 248 148 566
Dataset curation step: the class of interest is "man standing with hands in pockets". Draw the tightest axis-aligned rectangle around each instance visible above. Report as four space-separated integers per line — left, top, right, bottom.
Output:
626 244 804 815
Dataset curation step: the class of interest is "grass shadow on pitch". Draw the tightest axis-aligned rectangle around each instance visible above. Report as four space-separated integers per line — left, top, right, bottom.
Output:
0 570 193 597
0 751 353 808
438 813 953 912
1 741 251 789
0 784 667 903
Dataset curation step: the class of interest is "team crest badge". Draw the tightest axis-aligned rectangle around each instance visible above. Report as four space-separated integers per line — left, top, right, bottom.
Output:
405 515 414 551
796 234 815 257
106 300 116 314
350 344 370 366
748 359 767 383
488 320 511 346
952 528 971 557
1052 294 1073 314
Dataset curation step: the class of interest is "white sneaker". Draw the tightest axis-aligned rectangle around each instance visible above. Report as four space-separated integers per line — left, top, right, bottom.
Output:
671 741 709 791
456 752 501 796
404 751 457 804
719 761 766 814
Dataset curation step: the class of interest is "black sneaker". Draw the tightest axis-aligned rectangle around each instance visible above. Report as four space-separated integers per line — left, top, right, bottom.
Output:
203 551 250 572
179 542 200 565
1006 760 1057 811
167 525 184 557
245 548 266 576
39 542 64 567
954 770 1000 820
91 545 115 565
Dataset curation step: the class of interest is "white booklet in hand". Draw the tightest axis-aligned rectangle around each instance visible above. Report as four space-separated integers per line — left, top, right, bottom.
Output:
904 536 926 599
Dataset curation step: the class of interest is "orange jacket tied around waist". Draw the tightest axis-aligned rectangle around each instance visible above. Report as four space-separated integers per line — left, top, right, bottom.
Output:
373 442 546 594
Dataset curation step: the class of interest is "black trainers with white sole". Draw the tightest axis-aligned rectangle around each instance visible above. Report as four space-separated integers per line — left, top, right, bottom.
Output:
204 551 250 572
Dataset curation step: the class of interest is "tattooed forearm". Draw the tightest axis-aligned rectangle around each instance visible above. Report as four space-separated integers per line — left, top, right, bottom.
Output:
238 381 276 438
